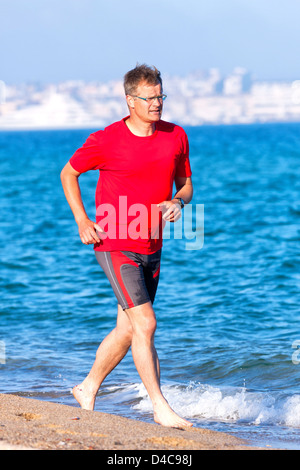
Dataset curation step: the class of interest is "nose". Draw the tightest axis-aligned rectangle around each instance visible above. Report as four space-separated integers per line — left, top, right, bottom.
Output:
151 96 162 107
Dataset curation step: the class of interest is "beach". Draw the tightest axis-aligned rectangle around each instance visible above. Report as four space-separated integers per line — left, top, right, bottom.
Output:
0 393 265 451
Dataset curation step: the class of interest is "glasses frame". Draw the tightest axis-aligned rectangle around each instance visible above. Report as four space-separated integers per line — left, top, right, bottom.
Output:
132 94 167 104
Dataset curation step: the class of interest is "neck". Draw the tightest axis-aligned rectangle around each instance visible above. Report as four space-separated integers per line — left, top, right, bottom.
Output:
125 116 156 137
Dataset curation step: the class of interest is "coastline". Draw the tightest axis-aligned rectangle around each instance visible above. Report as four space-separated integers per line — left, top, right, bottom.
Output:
0 393 267 451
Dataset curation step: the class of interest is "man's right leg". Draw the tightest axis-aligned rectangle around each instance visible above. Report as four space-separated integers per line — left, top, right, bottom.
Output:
72 304 132 410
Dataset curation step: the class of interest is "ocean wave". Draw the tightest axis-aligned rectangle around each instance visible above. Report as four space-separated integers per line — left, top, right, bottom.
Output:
130 381 300 429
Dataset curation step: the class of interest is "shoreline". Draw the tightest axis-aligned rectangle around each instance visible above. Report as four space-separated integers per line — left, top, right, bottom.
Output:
0 393 269 450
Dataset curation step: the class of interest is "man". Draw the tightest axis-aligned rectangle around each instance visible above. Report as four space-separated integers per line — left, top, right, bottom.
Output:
60 64 193 428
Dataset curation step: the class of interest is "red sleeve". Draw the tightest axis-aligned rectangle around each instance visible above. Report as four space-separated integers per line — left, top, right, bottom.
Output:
175 129 192 178
69 132 105 173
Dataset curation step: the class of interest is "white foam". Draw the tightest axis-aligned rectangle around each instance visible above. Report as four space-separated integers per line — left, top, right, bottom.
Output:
282 396 300 427
130 381 300 428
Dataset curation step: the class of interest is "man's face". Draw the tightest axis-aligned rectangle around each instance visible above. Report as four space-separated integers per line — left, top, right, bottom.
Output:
128 81 163 123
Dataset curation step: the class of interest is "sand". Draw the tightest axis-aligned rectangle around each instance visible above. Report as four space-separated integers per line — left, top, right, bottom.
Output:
0 393 267 451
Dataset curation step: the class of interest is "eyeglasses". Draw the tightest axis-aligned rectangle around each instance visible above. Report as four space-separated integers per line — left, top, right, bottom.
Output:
132 94 167 104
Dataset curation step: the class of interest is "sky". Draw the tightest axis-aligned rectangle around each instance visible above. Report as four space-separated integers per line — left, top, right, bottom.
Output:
1 0 300 84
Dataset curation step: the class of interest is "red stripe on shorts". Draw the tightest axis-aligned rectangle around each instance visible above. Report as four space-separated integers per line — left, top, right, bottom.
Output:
110 251 139 308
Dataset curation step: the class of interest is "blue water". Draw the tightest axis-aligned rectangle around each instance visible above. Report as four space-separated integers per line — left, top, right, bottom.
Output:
1 123 300 449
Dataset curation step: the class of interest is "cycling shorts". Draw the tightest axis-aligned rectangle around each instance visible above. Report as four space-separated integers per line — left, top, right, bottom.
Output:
95 249 161 310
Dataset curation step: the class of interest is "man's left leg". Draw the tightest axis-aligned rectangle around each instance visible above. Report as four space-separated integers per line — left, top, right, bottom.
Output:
124 301 193 428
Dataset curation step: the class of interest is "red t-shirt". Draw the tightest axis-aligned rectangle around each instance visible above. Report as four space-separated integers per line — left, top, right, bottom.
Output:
69 116 192 254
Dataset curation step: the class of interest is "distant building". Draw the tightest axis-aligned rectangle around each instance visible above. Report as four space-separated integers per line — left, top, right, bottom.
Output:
223 67 252 95
0 69 300 129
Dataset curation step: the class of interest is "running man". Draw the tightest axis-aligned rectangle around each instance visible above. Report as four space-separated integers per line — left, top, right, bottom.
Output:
60 64 193 428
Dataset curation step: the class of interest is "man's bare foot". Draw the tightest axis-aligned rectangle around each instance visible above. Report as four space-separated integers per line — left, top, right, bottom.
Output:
153 402 193 428
72 384 96 411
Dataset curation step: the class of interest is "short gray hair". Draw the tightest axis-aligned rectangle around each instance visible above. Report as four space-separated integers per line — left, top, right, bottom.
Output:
123 63 162 95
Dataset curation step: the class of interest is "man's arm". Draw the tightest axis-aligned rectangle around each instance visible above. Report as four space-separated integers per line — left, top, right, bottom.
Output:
158 176 193 222
172 175 193 205
60 162 103 244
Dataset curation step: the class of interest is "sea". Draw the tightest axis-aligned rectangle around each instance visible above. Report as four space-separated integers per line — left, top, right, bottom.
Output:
1 122 300 450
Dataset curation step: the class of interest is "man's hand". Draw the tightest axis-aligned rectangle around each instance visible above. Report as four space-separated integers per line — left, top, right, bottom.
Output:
157 200 182 223
77 218 105 245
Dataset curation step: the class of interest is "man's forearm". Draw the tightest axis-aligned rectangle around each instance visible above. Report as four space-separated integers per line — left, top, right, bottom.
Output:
60 169 89 224
172 181 193 205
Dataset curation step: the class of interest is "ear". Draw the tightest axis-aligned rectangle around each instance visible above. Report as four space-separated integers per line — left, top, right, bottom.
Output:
126 95 135 110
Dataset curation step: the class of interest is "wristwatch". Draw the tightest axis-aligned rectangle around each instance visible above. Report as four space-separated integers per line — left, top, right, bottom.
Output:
173 197 185 209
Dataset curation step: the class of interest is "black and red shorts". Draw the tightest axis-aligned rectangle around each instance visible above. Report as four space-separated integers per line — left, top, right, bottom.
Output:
95 249 161 310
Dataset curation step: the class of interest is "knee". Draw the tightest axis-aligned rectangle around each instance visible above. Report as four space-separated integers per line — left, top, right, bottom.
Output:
125 302 157 341
115 323 133 345
135 316 157 340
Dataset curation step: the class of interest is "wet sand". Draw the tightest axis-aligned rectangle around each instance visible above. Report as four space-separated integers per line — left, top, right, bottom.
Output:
0 393 266 450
